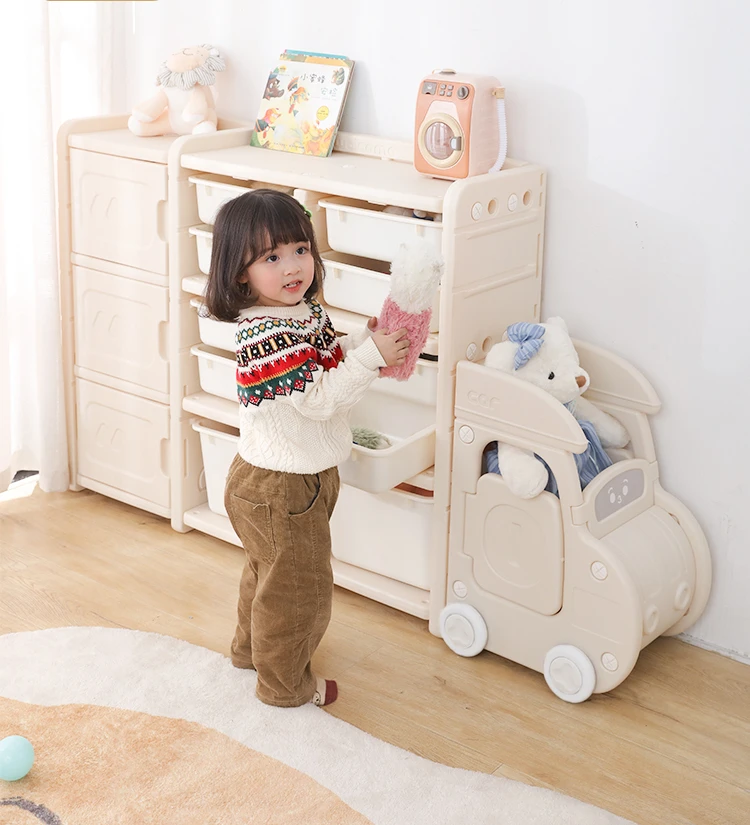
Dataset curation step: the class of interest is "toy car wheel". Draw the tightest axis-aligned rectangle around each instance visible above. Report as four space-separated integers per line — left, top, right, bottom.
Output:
439 603 488 657
543 645 596 703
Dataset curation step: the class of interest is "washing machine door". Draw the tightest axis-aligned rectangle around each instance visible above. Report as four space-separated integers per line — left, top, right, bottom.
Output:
418 114 465 170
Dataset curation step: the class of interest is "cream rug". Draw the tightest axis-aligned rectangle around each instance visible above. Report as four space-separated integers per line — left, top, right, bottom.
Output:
0 628 632 824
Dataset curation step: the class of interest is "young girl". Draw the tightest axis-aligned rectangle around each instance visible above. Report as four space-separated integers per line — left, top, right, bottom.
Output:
204 189 410 708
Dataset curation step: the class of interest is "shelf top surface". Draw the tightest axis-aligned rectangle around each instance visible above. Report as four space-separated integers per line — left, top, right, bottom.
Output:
68 129 178 164
180 144 452 212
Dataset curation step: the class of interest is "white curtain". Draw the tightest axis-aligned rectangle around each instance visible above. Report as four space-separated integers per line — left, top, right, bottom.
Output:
0 0 123 493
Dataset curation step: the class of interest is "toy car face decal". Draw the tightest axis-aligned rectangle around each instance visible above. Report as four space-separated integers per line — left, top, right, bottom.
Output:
595 469 644 521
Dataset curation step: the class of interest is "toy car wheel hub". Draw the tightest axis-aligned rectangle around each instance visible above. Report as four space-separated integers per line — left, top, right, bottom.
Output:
444 615 475 649
543 644 596 703
547 656 583 694
439 603 488 658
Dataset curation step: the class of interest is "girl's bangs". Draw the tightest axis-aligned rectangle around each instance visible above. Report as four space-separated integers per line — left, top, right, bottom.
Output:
247 198 312 262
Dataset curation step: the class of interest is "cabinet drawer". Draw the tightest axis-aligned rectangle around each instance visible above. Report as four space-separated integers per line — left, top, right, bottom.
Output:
74 266 168 394
70 149 168 273
76 379 170 508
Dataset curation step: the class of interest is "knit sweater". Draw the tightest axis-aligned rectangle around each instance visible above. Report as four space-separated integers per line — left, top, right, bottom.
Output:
234 298 386 474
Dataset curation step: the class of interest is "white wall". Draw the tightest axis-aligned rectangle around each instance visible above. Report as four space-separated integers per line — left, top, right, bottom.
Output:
125 0 750 661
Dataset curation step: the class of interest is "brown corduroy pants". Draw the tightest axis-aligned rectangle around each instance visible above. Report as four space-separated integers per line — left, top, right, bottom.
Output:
224 455 340 707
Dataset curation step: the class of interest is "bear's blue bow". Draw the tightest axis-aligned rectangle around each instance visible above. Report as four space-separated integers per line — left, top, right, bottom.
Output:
507 322 545 370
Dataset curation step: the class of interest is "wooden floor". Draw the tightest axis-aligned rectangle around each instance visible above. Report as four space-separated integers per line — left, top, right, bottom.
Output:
1 481 748 825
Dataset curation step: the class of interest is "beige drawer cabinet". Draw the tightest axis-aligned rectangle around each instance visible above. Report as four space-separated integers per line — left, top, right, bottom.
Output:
57 115 249 521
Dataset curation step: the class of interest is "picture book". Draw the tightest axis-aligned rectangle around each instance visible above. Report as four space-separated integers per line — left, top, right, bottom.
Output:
251 50 354 157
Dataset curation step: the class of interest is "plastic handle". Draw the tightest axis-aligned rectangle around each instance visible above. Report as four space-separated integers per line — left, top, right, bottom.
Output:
156 199 168 243
158 320 168 361
488 91 508 173
160 438 169 477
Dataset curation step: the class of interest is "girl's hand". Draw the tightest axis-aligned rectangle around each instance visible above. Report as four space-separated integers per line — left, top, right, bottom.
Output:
367 316 378 331
371 328 410 367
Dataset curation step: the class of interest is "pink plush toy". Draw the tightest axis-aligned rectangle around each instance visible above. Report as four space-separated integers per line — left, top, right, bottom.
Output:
376 241 444 380
128 45 226 137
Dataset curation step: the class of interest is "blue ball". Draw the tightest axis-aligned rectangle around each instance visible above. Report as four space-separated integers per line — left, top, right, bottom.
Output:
0 735 35 781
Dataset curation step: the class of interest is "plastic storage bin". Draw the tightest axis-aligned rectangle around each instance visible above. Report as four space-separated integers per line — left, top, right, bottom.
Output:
191 344 236 401
188 224 213 275
191 298 236 352
330 484 433 590
192 419 239 517
190 174 293 225
319 197 443 262
322 251 440 333
370 357 438 407
344 390 435 494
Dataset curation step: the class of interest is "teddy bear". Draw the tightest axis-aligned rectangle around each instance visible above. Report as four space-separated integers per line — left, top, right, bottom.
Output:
128 45 226 137
483 317 630 498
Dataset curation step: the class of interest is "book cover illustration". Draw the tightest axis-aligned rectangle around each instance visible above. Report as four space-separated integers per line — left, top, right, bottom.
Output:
251 51 354 157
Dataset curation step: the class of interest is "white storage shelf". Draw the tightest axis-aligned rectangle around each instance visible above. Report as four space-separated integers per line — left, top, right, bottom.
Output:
175 136 546 628
60 120 547 636
73 123 544 632
58 115 545 632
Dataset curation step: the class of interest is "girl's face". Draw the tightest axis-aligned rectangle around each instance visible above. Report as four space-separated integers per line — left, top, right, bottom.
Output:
239 239 315 307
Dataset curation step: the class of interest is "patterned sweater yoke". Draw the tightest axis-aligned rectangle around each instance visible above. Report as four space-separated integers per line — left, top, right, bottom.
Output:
237 299 344 407
234 298 385 474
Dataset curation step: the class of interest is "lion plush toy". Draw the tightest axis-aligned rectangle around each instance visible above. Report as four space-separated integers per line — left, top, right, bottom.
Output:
483 317 631 498
128 45 225 137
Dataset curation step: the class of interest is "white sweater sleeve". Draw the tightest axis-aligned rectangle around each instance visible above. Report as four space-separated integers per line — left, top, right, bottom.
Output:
287 337 385 420
338 323 373 356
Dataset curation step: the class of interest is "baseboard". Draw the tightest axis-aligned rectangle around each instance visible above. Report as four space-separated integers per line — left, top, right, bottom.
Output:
678 633 750 665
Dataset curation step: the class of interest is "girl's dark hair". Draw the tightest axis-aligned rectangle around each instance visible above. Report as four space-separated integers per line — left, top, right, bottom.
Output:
203 189 324 321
